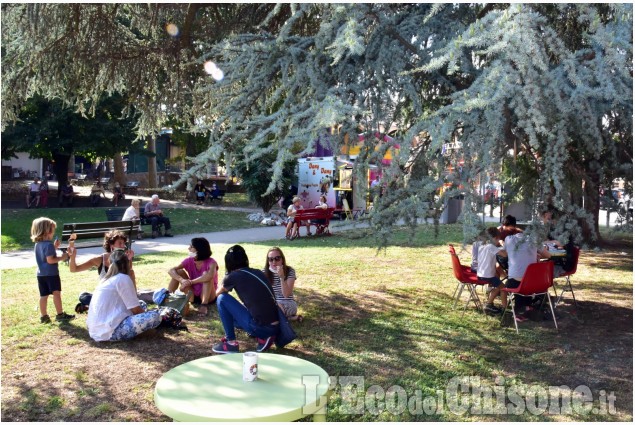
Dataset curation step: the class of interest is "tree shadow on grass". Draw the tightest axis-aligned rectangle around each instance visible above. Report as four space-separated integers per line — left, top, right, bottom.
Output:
286 285 632 421
3 265 631 421
579 251 633 272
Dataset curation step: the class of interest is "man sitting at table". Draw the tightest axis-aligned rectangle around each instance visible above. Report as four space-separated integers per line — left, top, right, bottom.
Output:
212 245 280 354
501 232 551 322
144 194 174 238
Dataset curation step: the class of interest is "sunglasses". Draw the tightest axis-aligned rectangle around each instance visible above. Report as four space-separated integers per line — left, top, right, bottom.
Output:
268 256 282 262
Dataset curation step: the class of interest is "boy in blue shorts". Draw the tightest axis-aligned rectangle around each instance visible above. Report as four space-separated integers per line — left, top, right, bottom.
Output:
31 217 75 323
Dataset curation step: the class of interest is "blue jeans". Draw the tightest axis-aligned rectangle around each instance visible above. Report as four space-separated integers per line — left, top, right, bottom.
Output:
217 293 279 341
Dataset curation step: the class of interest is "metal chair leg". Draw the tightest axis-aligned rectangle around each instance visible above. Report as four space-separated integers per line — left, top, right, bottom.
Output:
500 295 519 333
551 282 560 303
556 276 578 308
452 282 461 305
470 285 483 311
462 285 482 316
546 293 558 330
566 276 578 308
510 297 519 333
453 283 465 309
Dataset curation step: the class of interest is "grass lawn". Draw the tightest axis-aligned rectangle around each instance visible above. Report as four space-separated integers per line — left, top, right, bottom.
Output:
1 207 260 252
0 224 632 421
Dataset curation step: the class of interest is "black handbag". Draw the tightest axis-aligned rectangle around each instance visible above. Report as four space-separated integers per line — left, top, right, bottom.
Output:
240 270 297 348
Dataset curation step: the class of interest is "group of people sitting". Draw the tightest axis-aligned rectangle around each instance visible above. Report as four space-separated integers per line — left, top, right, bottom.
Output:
68 228 301 352
115 194 174 239
26 177 127 209
285 195 329 239
89 180 125 207
193 179 223 205
26 177 50 208
470 210 576 322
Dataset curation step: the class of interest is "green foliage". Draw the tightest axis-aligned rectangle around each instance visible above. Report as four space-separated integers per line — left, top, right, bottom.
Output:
2 4 632 244
1 92 140 185
234 150 297 212
2 93 139 161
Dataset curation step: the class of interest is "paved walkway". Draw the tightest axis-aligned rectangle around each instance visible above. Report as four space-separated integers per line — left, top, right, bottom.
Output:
2 194 622 270
0 220 367 270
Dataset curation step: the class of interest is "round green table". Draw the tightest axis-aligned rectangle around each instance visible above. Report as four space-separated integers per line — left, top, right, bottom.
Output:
154 353 330 421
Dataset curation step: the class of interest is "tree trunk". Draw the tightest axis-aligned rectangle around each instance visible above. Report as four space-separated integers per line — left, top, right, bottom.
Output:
53 153 71 200
581 172 601 244
68 154 75 178
113 152 126 184
147 135 157 188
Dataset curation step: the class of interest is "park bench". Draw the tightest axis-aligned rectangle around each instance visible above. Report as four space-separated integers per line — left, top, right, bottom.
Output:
105 207 162 235
207 189 226 203
70 174 88 186
125 181 140 195
61 219 136 251
290 208 335 238
100 177 111 190
105 208 127 221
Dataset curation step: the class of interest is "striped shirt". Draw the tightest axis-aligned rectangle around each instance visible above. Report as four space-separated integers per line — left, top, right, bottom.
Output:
270 266 296 301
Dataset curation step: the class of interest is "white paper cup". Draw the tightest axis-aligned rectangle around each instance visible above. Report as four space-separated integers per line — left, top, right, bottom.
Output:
243 352 258 381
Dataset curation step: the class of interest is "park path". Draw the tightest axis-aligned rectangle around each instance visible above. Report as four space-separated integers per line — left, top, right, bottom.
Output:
0 218 367 270
1 183 622 270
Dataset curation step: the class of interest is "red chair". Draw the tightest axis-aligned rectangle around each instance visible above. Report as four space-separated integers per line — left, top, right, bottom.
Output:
449 244 473 274
553 247 580 307
449 244 476 300
449 246 489 314
500 261 558 333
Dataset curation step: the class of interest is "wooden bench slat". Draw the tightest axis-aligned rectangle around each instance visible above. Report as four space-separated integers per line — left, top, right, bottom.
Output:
105 208 128 221
61 220 136 249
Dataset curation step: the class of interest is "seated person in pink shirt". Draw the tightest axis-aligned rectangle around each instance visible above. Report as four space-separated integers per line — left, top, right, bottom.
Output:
167 237 218 317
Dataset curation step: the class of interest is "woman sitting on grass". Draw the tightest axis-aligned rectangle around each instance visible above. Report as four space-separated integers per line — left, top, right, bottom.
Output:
69 229 136 287
167 237 218 317
69 230 137 314
86 250 161 342
263 247 303 322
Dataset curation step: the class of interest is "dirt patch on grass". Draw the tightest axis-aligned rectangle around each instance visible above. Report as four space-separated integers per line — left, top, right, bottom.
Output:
1 318 215 422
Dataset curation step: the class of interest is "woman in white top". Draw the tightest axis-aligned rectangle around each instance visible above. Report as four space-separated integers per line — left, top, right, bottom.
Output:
285 196 311 239
122 198 144 239
86 250 161 342
263 247 303 322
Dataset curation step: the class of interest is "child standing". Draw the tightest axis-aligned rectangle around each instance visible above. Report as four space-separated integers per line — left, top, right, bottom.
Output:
31 217 75 323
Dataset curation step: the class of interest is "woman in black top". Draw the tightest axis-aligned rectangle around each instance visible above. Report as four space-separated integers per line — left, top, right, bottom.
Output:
212 245 279 354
